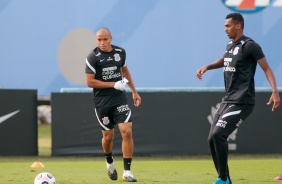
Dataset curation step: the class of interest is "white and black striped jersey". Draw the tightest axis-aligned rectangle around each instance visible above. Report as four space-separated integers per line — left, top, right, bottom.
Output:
85 45 127 107
222 36 265 104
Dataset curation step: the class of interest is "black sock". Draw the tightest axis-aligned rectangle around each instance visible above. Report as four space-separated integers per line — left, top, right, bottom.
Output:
123 158 132 170
220 176 227 181
105 152 113 163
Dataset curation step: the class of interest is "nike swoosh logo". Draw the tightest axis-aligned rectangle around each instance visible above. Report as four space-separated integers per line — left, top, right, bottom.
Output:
0 110 20 124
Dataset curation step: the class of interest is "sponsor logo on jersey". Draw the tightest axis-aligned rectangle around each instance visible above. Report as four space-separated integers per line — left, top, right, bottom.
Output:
224 57 236 72
224 66 236 72
107 57 113 61
100 58 105 62
224 58 232 62
221 0 282 13
102 66 117 71
102 117 110 125
102 66 121 80
114 53 121 62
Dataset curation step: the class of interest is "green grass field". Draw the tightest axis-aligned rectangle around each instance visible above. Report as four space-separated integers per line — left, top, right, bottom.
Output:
0 125 282 184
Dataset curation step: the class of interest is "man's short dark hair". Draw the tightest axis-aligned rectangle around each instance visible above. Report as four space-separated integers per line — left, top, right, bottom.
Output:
226 12 244 29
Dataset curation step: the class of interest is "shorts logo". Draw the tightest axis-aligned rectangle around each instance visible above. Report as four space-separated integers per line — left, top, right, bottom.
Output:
102 117 110 125
221 0 273 13
114 53 121 62
216 120 228 128
117 105 130 113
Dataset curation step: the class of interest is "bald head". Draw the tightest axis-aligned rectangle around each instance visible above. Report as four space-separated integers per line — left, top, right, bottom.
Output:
96 27 111 36
96 27 113 52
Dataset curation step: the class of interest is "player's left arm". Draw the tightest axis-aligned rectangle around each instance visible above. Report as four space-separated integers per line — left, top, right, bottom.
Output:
121 66 141 107
257 57 281 111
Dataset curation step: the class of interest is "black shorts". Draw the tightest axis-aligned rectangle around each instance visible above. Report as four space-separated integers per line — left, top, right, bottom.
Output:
94 103 132 131
209 103 255 138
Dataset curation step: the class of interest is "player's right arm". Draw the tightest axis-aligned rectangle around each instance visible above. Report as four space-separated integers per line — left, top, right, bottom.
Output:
196 57 224 80
85 52 116 89
86 74 115 88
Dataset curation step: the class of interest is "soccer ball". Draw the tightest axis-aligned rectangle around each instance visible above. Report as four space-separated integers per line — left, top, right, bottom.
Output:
34 172 56 184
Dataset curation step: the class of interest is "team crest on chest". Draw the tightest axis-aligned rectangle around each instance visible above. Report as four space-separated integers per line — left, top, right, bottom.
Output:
102 117 110 125
114 53 121 62
233 46 239 55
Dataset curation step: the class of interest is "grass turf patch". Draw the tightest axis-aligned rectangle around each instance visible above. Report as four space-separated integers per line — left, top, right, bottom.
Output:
0 125 282 183
0 156 282 183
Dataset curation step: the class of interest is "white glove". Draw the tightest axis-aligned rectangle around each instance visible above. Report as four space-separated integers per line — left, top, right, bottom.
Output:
114 78 129 91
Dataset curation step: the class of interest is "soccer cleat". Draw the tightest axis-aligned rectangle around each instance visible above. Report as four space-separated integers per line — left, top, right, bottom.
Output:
226 177 232 184
122 170 137 182
214 177 230 184
106 162 118 180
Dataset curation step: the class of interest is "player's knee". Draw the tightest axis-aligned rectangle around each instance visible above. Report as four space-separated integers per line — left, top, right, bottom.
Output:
121 128 132 140
103 135 114 144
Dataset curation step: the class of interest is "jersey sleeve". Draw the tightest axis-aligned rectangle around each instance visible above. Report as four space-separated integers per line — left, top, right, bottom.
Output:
244 41 265 61
85 52 96 74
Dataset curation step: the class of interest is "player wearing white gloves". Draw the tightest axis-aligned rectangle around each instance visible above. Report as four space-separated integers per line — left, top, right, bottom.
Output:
85 27 141 182
114 78 129 91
